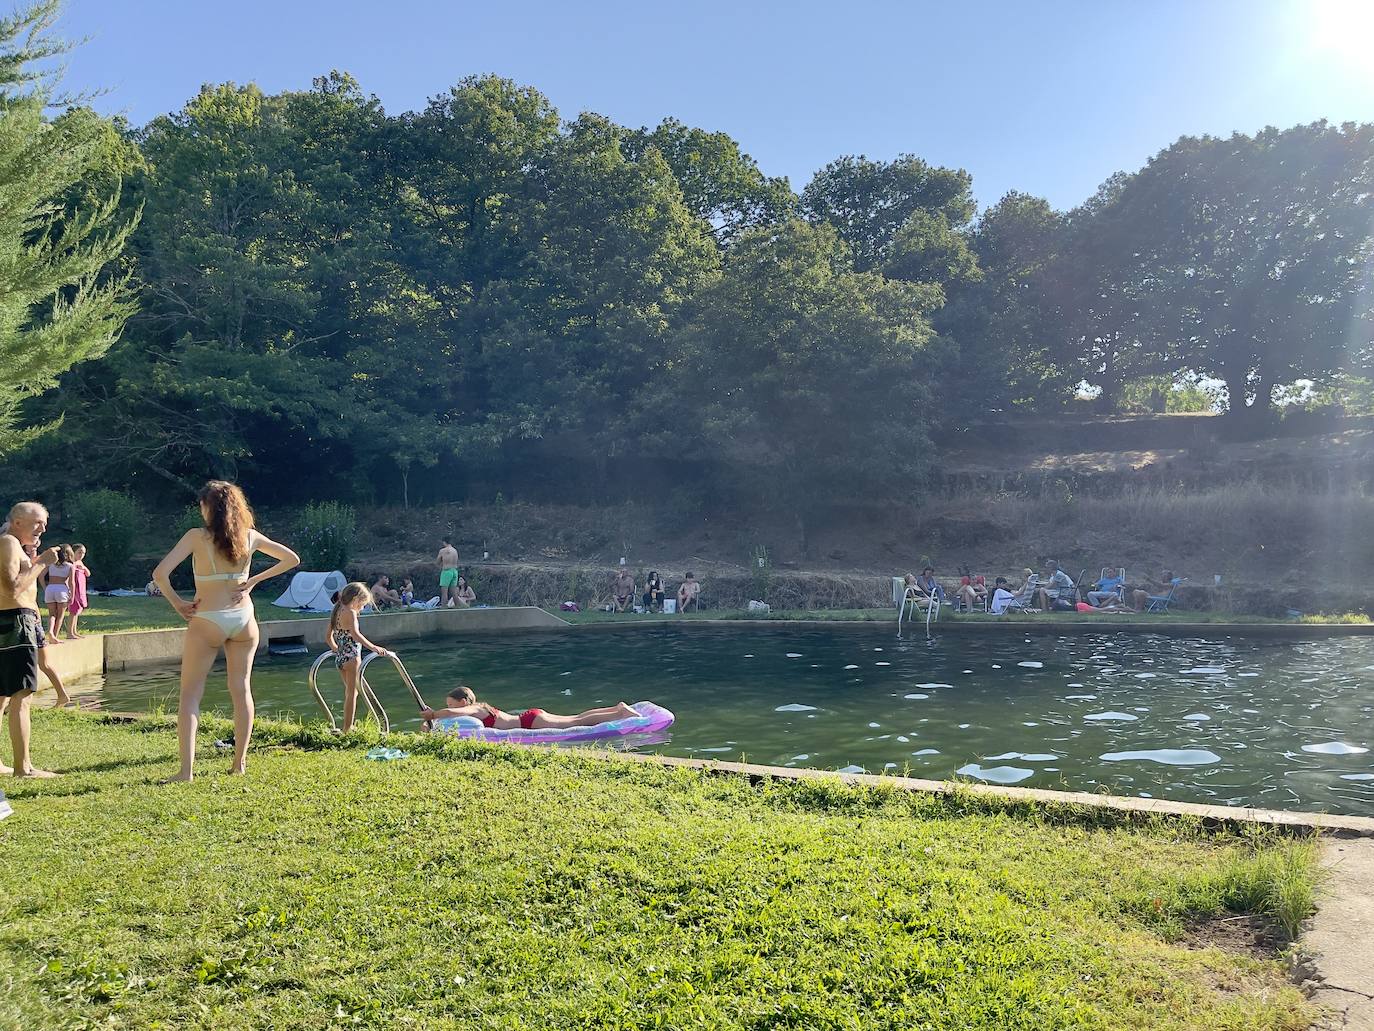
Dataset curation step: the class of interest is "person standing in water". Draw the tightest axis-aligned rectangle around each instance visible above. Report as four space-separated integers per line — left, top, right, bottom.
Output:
437 537 460 607
151 481 299 782
0 502 60 778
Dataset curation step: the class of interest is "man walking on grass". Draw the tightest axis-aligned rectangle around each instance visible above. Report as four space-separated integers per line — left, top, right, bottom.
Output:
437 537 459 607
0 502 61 779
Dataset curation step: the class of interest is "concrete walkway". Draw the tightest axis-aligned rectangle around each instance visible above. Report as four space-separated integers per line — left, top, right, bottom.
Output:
1304 839 1374 1029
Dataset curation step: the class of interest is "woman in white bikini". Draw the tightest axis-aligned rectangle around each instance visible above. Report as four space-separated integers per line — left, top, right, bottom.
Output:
152 481 299 782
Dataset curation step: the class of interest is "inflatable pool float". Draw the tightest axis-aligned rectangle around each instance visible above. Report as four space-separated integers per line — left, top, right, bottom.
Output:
432 701 674 744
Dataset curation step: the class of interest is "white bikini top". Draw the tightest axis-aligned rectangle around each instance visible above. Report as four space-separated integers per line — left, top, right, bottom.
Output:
193 531 252 583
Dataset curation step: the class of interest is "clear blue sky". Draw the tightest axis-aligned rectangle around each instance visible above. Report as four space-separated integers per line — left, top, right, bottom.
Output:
58 0 1374 211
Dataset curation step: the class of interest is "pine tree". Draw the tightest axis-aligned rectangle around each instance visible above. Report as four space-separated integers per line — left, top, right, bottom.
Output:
0 0 137 454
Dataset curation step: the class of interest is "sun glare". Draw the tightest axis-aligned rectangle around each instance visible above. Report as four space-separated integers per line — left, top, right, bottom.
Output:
1308 0 1374 63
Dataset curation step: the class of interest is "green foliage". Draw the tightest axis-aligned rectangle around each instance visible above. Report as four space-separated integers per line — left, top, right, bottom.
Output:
0 712 1320 1029
0 1 138 455
1121 375 1219 414
936 191 1071 411
295 501 356 571
800 153 976 273
67 488 143 586
657 219 939 550
1070 124 1374 417
623 117 796 245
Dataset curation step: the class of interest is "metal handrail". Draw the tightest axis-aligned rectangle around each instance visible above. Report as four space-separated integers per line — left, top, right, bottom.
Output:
306 650 392 734
897 586 940 639
359 651 430 716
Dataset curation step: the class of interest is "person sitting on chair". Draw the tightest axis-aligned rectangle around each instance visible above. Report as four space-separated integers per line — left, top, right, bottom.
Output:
677 572 700 612
989 577 1020 614
612 568 635 612
915 567 944 609
642 571 665 612
1087 568 1126 608
1033 560 1075 611
370 575 402 610
1130 569 1175 612
955 570 987 612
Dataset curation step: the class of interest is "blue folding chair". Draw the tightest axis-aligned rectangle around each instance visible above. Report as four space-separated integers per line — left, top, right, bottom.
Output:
1146 577 1187 613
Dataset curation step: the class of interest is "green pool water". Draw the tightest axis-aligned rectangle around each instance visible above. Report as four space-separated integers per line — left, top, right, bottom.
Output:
89 624 1374 816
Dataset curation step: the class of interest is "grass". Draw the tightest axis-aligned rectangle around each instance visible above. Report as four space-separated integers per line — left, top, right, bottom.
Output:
66 596 325 635
0 712 1323 1030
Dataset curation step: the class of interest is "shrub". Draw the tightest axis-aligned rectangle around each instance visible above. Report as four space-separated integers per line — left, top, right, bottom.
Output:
68 490 144 589
296 502 356 571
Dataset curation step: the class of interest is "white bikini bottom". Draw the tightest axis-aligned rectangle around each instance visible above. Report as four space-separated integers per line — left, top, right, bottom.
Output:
194 606 255 639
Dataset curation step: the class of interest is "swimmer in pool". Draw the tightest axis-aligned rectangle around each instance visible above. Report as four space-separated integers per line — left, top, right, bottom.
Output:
421 686 639 731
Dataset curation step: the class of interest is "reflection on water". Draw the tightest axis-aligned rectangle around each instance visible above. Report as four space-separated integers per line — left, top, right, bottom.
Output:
88 625 1374 816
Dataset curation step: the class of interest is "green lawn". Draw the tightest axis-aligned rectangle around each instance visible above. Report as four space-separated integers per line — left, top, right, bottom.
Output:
73 595 324 635
0 712 1320 1030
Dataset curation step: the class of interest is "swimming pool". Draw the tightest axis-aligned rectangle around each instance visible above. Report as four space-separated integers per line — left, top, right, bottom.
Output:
87 625 1374 816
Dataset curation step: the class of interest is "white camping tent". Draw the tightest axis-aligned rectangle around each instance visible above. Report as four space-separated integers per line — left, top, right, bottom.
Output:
273 570 347 612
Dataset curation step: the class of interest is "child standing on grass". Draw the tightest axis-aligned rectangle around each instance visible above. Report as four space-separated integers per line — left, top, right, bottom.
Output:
328 583 394 733
66 544 90 638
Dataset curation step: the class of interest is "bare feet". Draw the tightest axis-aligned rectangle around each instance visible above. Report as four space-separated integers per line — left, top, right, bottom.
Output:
52 693 72 709
229 765 246 776
15 767 59 778
160 771 194 784
615 702 639 718
0 761 11 775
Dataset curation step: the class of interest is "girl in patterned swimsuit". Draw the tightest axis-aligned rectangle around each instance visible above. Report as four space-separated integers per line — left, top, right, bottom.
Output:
328 582 394 734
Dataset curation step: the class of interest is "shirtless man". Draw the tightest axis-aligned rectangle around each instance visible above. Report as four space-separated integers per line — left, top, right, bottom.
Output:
0 502 61 778
612 568 635 612
370 574 402 610
677 571 701 613
437 538 459 607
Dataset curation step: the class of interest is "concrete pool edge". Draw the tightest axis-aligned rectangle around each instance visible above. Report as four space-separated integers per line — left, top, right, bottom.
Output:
571 616 1374 638
97 605 571 670
587 750 1374 837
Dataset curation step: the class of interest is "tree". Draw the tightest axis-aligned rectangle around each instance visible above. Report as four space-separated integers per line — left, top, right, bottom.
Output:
659 219 938 552
0 1 137 454
1037 173 1166 412
1104 123 1374 418
800 154 975 273
623 117 795 245
936 191 1068 411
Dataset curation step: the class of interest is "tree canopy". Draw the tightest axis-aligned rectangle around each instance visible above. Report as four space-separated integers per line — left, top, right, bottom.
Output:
0 1 138 455
5 32 1373 525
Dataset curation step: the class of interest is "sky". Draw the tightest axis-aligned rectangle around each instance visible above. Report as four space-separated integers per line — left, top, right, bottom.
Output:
55 0 1374 212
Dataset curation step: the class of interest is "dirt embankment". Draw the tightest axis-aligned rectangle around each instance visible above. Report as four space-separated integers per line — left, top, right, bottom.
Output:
335 416 1374 617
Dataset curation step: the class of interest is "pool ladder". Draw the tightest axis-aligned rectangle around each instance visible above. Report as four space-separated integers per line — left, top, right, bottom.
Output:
306 650 430 735
897 587 940 640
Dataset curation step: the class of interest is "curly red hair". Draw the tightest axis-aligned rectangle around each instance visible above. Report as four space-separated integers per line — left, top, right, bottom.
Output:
198 480 255 566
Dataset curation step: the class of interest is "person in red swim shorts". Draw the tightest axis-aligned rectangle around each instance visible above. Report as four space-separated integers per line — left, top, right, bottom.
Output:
421 686 639 731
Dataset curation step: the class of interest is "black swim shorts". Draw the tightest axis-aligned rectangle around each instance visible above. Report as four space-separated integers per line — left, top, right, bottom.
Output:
0 608 40 697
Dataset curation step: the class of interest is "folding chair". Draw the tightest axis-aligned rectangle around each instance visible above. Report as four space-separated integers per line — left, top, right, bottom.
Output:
1146 577 1187 613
